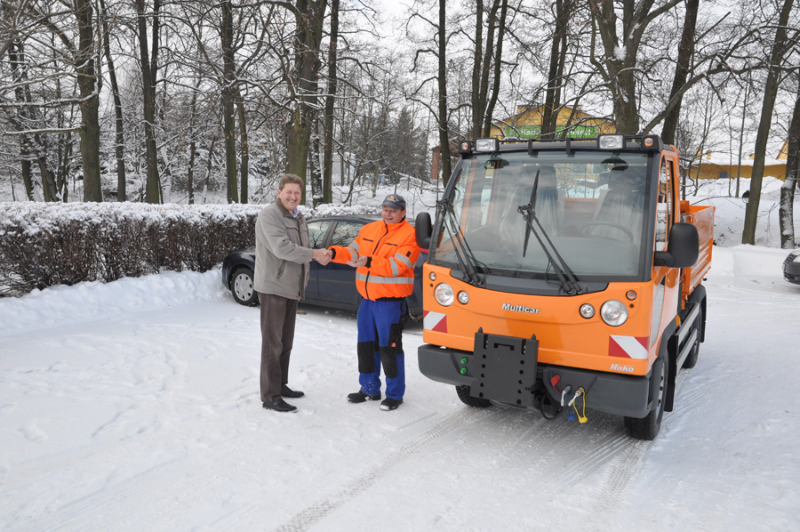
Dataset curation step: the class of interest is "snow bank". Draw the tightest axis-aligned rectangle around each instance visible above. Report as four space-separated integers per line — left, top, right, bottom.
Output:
0 269 227 338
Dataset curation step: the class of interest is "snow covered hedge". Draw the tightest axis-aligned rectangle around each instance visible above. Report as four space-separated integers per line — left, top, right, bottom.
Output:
0 202 262 296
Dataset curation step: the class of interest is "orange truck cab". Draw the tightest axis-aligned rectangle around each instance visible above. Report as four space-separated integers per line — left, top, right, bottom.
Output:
414 135 714 440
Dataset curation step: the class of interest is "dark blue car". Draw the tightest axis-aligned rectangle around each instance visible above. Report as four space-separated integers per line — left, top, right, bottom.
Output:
221 216 427 318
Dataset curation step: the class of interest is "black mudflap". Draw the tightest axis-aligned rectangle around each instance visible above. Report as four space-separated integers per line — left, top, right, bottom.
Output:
472 329 539 407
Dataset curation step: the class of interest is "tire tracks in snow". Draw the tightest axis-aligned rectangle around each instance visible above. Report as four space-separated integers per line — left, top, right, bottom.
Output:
272 406 505 532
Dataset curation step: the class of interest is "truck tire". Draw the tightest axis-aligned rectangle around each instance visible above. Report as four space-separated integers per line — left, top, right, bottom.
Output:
456 385 492 408
624 352 670 440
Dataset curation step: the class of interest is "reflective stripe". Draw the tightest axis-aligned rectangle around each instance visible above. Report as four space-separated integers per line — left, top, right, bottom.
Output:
356 272 414 285
393 253 412 268
388 258 400 277
348 243 359 261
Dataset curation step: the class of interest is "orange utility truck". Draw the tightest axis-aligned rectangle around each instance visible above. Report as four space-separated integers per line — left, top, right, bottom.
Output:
415 135 714 440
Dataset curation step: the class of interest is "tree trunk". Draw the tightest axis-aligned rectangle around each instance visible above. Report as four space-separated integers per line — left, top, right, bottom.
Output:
236 90 249 204
590 0 681 135
8 40 35 201
322 0 339 205
735 80 750 198
470 0 485 139
136 0 161 204
311 129 323 206
661 0 699 145
99 0 126 201
75 0 102 202
221 0 238 204
542 0 570 138
780 76 800 248
285 0 325 204
482 0 507 137
742 0 795 245
437 0 451 184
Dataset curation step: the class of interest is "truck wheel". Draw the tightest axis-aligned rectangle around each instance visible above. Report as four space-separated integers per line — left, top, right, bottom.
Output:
456 385 491 408
624 353 670 440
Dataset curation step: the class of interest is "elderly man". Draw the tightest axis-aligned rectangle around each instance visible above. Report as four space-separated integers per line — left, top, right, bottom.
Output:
255 174 331 413
328 194 421 411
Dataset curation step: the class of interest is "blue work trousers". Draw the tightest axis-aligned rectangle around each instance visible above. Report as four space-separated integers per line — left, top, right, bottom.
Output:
356 299 407 400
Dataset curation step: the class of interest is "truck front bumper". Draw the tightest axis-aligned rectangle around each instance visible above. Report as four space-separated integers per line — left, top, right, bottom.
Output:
418 343 655 418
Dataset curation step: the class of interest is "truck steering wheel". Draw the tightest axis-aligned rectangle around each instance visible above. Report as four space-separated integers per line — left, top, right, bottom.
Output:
581 221 635 242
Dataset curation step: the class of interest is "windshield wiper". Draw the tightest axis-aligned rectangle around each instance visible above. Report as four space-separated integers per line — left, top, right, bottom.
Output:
436 199 486 287
517 170 582 295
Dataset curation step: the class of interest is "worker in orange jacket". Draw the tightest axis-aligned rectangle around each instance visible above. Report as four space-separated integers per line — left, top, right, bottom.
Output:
328 194 421 411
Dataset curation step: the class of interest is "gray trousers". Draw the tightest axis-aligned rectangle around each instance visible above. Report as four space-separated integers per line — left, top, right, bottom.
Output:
258 292 299 402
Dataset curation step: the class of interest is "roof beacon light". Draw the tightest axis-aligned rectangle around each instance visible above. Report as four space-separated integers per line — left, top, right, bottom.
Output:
474 138 499 153
598 134 624 150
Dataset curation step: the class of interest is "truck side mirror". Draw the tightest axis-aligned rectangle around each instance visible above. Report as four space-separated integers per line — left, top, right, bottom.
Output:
415 212 432 250
654 222 699 268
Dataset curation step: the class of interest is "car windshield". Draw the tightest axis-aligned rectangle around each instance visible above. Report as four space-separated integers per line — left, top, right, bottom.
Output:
430 150 652 281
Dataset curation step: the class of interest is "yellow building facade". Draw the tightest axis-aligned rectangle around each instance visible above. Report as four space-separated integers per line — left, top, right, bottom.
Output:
490 105 616 139
693 151 787 181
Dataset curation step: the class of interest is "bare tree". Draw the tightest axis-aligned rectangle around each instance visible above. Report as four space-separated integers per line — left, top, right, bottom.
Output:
284 0 327 203
470 0 509 138
589 0 682 134
540 0 575 138
437 0 451 183
780 74 800 248
99 0 127 201
660 0 698 144
742 0 796 245
135 0 162 204
321 0 339 205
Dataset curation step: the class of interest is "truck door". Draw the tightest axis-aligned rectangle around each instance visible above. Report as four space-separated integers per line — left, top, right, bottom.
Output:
651 153 681 344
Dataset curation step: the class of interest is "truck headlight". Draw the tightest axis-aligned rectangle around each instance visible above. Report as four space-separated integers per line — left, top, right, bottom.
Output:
598 134 624 150
474 138 499 153
434 283 455 306
600 300 628 326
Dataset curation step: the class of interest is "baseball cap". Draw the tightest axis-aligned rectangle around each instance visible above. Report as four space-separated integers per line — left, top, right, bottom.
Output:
381 194 406 210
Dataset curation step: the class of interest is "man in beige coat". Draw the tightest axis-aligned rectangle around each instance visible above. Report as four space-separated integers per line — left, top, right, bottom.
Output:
255 174 331 412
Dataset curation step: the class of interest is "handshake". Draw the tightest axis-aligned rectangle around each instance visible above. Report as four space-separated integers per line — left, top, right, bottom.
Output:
312 248 333 265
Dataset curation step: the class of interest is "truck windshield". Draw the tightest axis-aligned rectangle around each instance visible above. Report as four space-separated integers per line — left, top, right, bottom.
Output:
430 150 652 281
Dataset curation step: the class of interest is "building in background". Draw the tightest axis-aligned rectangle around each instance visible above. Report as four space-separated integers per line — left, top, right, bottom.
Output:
490 105 616 140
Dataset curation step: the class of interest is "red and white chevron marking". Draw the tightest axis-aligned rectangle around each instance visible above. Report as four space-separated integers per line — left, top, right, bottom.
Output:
609 335 649 359
423 311 448 333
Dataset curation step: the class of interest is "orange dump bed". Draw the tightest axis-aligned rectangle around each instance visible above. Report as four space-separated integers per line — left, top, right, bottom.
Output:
681 202 714 299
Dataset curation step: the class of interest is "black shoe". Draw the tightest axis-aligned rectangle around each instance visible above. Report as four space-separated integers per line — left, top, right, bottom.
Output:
380 398 403 411
281 385 305 398
262 398 297 413
347 390 381 403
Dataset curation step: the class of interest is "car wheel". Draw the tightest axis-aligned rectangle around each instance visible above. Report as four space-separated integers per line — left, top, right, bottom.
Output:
231 267 258 306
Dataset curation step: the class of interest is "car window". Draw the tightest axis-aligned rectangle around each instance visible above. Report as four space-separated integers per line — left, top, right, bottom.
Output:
330 221 364 247
308 220 332 249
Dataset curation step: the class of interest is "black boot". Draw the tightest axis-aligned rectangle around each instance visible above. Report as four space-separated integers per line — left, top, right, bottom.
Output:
347 390 381 403
281 385 305 398
380 398 403 411
263 398 297 412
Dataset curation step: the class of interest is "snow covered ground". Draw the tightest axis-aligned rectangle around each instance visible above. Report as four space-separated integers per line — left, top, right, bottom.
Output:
1 179 799 531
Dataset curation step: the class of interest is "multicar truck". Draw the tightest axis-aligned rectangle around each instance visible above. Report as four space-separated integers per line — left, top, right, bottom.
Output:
414 134 714 440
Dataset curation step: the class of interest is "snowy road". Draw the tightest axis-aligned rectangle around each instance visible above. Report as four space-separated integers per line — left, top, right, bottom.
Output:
1 246 799 531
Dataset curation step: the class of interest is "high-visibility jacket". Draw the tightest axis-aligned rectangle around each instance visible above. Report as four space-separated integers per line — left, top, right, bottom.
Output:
329 218 421 301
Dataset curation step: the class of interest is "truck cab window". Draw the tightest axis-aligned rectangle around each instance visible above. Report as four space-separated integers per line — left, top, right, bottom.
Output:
655 158 673 251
